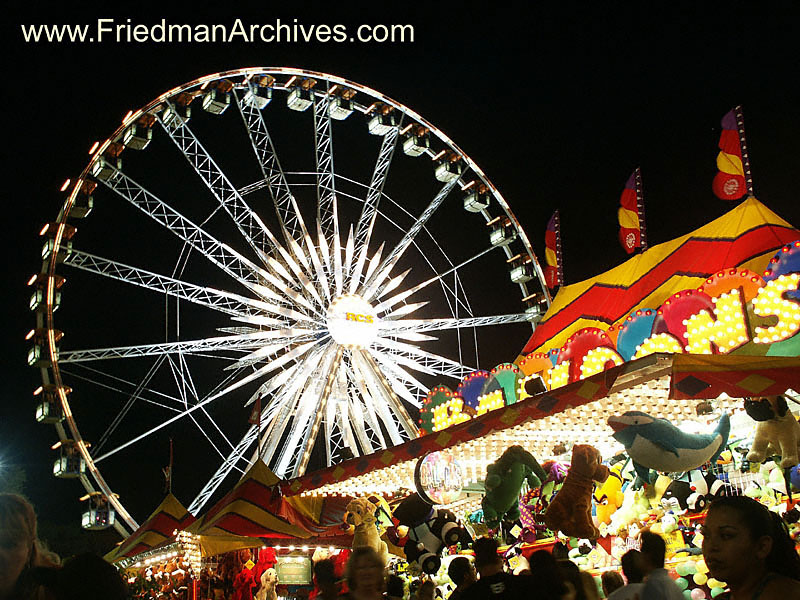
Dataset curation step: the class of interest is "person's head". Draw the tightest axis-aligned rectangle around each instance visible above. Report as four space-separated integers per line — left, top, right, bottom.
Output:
385 574 404 599
528 551 568 597
639 530 666 570
417 579 435 600
702 495 800 584
313 558 337 588
447 556 475 587
557 560 588 600
600 570 624 596
619 549 645 584
0 494 38 598
0 493 59 599
472 538 501 575
552 541 570 561
345 546 385 592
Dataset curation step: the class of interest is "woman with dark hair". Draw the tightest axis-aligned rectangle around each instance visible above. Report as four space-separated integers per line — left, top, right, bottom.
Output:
702 495 800 599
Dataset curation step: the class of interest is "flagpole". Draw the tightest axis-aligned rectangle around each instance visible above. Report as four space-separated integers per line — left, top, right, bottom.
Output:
555 210 563 286
635 167 648 251
734 105 755 198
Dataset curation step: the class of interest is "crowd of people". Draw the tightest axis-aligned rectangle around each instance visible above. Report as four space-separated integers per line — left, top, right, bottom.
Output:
3 491 800 600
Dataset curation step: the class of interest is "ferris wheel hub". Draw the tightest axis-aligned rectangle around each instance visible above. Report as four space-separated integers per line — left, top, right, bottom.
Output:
326 294 379 348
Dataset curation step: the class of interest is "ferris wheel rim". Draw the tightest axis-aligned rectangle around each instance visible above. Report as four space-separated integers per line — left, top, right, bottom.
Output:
36 67 551 535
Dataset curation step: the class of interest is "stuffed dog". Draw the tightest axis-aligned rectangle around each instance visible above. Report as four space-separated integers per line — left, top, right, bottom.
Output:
745 396 800 469
344 497 389 564
544 444 610 539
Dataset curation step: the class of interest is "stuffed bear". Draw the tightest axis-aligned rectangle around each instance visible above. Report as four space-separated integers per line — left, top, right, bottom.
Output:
344 497 389 564
391 494 471 574
481 445 546 529
745 396 800 469
544 444 610 540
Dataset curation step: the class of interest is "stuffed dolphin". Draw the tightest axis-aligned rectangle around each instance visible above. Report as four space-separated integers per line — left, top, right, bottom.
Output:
608 411 730 484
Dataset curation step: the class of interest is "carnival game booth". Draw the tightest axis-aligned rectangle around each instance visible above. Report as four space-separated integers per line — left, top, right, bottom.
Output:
272 197 800 597
104 494 197 598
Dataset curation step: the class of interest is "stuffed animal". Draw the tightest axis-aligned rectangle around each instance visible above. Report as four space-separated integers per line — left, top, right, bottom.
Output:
745 396 800 469
593 463 624 525
481 445 546 529
344 497 389 564
544 444 610 539
390 494 471 574
255 568 277 600
608 411 730 484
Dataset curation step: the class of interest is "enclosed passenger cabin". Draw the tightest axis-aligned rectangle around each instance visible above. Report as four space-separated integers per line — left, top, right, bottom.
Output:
70 180 97 219
52 439 86 479
402 125 430 157
34 384 68 424
80 492 116 530
508 254 534 283
202 88 231 115
26 328 62 368
434 157 463 183
243 76 274 109
488 217 517 247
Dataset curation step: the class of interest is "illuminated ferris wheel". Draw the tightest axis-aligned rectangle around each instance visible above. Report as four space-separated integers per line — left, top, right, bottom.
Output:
30 68 551 535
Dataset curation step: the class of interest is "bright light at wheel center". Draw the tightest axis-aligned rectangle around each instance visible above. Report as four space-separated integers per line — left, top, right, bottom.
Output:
326 295 379 348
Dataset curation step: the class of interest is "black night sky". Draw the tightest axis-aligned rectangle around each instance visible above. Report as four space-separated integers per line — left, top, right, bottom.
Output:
2 4 798 551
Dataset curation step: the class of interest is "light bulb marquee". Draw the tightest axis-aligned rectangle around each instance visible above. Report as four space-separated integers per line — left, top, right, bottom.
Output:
520 253 800 391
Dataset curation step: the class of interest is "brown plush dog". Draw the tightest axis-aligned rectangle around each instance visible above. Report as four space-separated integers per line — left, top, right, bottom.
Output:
745 396 800 469
344 497 389 564
544 444 610 540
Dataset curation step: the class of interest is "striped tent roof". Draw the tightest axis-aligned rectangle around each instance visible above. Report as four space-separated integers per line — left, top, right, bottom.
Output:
187 460 350 541
105 494 195 562
522 197 798 355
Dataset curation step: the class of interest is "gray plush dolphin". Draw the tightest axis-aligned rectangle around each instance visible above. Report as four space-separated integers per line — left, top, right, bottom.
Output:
608 410 730 484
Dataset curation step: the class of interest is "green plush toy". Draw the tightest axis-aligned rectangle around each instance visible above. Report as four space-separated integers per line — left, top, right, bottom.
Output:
482 445 546 529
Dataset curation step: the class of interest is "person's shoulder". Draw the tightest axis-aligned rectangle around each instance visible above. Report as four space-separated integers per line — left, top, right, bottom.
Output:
761 574 800 599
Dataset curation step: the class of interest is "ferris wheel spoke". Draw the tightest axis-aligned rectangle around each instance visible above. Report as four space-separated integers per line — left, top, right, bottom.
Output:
345 356 389 449
166 353 235 462
361 179 460 293
372 245 497 312
353 351 414 443
99 167 265 291
367 349 428 405
372 338 476 379
63 250 271 319
58 332 298 363
158 106 278 258
349 125 400 289
359 351 418 437
234 88 303 243
313 92 338 241
345 355 387 451
273 346 342 478
380 313 530 335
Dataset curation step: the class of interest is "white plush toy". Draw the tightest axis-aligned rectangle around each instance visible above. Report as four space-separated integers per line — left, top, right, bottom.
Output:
745 396 800 469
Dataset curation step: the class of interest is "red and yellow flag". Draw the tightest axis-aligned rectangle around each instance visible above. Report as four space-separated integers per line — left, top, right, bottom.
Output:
544 210 563 289
618 168 647 254
713 106 752 201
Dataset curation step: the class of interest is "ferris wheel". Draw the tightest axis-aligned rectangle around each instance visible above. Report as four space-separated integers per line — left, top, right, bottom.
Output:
30 68 551 536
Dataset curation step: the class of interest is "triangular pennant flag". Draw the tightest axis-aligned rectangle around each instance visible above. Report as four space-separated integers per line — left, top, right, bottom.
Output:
713 106 752 201
618 168 647 254
544 210 563 289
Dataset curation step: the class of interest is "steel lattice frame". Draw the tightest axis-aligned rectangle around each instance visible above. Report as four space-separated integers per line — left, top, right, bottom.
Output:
34 68 551 536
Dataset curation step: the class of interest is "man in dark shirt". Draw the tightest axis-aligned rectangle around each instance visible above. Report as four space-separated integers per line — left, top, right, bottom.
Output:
463 538 530 599
447 556 476 599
